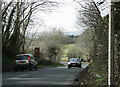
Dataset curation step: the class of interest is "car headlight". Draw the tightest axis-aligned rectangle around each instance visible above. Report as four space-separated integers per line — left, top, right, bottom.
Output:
68 62 71 64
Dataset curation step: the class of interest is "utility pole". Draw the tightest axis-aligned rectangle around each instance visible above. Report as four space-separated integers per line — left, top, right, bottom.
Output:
0 1 2 87
92 0 114 86
108 0 114 86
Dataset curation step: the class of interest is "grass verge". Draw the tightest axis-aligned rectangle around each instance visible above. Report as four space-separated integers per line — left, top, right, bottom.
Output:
72 63 107 87
38 64 65 68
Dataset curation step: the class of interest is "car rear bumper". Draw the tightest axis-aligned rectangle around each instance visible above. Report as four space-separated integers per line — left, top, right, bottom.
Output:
14 64 31 69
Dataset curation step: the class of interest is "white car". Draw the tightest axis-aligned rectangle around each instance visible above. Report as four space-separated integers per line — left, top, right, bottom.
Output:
68 58 82 68
14 54 38 71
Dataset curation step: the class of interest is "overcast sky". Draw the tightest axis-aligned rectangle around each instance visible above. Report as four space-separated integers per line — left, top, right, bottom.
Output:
31 0 84 35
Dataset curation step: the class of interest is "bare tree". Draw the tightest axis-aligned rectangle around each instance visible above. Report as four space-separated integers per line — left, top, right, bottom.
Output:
28 28 67 63
2 0 60 57
75 1 109 85
75 29 95 61
67 45 82 59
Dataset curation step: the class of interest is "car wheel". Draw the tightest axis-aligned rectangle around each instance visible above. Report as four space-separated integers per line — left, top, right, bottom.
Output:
35 67 38 71
30 66 33 71
78 64 82 68
15 68 18 72
68 65 71 68
21 68 24 71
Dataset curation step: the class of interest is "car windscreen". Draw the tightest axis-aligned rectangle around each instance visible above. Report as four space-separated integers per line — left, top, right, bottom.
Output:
16 55 29 60
69 58 79 61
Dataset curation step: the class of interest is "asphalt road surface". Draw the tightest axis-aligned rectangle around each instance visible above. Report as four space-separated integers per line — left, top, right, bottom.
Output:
2 62 89 87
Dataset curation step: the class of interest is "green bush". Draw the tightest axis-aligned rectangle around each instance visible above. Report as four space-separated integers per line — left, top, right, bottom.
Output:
37 58 59 66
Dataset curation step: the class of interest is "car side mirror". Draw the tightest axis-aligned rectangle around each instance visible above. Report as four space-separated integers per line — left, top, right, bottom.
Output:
81 59 83 61
34 58 37 61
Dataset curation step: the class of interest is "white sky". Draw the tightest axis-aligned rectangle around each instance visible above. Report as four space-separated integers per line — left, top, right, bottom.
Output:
32 0 84 35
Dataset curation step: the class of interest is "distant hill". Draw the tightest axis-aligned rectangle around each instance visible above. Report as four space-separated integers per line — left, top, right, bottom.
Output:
64 31 83 36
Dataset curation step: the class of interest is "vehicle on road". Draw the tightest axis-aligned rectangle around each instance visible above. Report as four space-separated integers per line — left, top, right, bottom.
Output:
14 54 38 72
68 58 82 68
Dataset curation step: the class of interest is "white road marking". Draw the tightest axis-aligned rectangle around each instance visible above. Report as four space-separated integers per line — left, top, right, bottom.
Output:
18 74 29 77
7 78 46 80
7 74 29 79
33 71 38 74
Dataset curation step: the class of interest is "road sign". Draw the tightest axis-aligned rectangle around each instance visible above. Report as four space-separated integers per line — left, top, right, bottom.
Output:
34 48 40 57
94 0 109 17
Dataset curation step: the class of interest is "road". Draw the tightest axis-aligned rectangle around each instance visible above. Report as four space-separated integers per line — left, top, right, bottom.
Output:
2 62 89 87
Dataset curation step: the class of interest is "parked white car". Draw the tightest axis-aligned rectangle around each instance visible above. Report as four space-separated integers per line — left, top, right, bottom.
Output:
68 58 82 68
